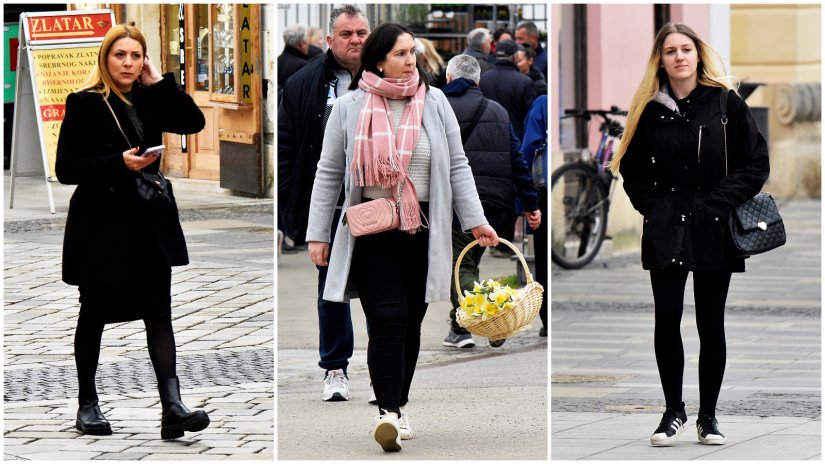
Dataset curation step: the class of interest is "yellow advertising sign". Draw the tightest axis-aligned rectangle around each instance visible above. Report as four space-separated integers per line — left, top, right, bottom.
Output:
31 47 97 177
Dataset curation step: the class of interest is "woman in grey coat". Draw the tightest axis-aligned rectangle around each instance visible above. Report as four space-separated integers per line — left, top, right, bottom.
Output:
307 23 498 452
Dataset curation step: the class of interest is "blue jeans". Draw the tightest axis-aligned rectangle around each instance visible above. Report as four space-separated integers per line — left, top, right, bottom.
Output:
317 208 353 373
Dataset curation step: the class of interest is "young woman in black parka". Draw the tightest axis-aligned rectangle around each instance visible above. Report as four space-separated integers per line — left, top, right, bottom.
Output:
611 23 769 447
56 24 209 439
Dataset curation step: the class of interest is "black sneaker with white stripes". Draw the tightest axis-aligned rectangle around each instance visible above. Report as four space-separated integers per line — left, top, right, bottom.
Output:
696 414 726 445
650 403 687 446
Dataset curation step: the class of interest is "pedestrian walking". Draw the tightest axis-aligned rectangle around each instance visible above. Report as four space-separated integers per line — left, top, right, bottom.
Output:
415 37 446 88
55 23 210 439
514 21 548 81
479 39 536 140
521 94 548 337
462 28 494 74
278 4 370 403
610 22 770 447
277 24 310 92
516 47 548 96
441 54 541 349
306 23 499 452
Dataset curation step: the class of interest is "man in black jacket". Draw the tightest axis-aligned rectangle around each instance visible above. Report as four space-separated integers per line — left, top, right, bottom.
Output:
277 24 309 91
278 4 369 402
461 28 493 74
479 40 536 141
442 54 542 349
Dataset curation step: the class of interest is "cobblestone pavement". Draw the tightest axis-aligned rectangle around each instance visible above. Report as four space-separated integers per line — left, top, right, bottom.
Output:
3 183 274 460
550 199 821 460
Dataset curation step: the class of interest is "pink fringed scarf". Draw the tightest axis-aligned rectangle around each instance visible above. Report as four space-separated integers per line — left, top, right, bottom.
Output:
352 69 428 233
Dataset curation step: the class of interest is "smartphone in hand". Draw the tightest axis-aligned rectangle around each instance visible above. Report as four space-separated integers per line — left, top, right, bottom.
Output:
141 145 165 158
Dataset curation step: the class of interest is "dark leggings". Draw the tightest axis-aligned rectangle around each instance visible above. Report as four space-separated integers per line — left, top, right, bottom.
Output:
75 311 177 399
351 226 429 416
650 265 731 417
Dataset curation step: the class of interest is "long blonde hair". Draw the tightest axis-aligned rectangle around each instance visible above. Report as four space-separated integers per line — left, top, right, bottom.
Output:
415 37 445 76
610 22 734 174
77 23 147 105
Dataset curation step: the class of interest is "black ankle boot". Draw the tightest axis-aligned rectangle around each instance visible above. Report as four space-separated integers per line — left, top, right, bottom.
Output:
76 397 112 435
158 376 210 439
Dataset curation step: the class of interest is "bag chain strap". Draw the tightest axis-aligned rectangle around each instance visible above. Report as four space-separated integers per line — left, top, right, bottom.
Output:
102 97 133 150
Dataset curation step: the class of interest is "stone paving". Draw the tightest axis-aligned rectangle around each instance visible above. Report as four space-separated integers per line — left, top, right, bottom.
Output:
3 175 274 460
550 199 821 460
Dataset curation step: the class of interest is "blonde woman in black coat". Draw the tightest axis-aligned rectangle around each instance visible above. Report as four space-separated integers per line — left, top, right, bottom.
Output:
56 24 209 439
611 23 769 447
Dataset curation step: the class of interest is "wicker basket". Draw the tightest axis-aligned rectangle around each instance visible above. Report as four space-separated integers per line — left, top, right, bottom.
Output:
455 238 544 341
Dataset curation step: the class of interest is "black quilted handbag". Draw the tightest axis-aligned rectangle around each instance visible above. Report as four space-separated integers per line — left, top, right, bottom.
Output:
135 171 174 210
728 192 786 257
719 90 786 257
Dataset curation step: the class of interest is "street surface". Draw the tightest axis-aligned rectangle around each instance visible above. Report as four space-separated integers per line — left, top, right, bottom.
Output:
277 240 548 459
551 199 821 460
4 174 274 460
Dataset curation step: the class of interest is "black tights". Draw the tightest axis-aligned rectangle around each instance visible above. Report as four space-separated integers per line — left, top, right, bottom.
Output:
651 266 731 417
75 311 177 400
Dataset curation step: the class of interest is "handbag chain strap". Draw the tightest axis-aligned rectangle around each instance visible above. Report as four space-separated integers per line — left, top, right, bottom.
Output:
102 97 133 149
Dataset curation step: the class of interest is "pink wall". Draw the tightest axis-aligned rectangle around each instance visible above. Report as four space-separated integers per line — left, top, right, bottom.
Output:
550 4 562 153
586 4 654 151
672 4 711 38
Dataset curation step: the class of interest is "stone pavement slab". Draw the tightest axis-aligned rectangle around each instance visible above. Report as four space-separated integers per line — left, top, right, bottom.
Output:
552 411 820 460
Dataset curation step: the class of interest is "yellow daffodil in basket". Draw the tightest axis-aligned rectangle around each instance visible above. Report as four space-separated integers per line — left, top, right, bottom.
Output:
455 239 544 341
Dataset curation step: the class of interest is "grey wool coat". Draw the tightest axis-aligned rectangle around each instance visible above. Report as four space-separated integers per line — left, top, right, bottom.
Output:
306 87 488 303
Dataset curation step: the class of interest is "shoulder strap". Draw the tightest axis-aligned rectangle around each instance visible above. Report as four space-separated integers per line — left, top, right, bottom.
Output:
102 97 133 149
719 89 730 175
461 97 489 145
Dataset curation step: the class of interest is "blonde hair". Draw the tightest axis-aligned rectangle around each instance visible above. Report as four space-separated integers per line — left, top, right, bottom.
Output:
78 23 147 105
415 37 445 76
610 22 734 174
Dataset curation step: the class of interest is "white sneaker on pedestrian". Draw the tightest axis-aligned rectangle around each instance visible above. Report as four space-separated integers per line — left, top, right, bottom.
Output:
398 410 412 440
322 369 349 402
368 383 377 404
373 411 401 452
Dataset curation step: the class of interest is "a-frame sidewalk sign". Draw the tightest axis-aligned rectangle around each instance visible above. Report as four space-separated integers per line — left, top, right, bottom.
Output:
9 9 114 213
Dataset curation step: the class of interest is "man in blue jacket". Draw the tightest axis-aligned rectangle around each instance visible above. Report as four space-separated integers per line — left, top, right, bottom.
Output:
442 54 542 348
278 4 369 402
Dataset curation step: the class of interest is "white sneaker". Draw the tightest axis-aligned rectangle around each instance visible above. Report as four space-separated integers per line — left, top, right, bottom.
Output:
322 369 349 401
398 410 412 440
373 412 401 452
368 383 377 404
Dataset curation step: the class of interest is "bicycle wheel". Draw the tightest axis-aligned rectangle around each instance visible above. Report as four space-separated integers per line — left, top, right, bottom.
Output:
550 163 608 269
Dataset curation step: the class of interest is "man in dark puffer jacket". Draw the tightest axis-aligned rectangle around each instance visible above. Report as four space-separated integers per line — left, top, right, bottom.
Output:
442 54 542 349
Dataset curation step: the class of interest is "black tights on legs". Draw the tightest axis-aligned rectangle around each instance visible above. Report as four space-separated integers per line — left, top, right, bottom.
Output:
144 312 177 383
650 266 731 416
75 311 105 400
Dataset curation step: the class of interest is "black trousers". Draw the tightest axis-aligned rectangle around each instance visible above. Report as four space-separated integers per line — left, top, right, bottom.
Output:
351 226 429 416
650 265 731 417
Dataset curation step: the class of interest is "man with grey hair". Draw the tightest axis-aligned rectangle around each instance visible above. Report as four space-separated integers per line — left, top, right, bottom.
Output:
515 21 547 79
278 24 309 90
441 54 541 349
461 27 493 73
278 4 369 403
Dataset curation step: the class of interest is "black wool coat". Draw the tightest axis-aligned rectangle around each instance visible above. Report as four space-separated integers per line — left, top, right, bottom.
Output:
619 84 770 272
56 73 205 286
478 60 536 140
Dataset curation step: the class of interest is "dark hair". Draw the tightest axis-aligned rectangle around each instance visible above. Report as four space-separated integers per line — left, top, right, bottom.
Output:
329 4 367 33
521 46 536 60
349 22 430 90
493 28 513 42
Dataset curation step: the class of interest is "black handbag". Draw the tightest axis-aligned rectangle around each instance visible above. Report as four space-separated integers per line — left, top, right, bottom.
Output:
719 90 786 257
103 97 173 210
